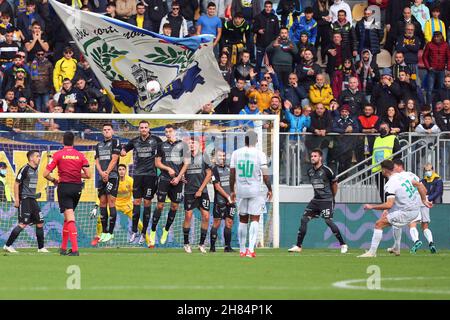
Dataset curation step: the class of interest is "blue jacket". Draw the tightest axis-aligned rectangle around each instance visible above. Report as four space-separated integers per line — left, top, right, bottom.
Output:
282 85 307 107
284 109 310 134
239 105 261 128
421 174 443 204
289 16 317 45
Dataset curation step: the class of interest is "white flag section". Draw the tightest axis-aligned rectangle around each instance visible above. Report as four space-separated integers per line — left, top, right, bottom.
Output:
50 0 230 114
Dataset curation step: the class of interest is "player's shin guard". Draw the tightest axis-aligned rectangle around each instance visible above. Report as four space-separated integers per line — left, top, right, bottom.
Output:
224 227 232 247
36 226 44 249
393 226 402 251
325 219 346 245
369 229 383 254
248 221 259 253
142 206 151 234
183 227 190 245
132 205 140 233
210 227 218 247
165 209 177 231
199 228 208 246
100 207 108 233
151 207 162 232
410 227 419 242
62 221 69 250
6 225 23 247
67 221 78 252
238 223 248 253
108 207 117 234
297 216 309 247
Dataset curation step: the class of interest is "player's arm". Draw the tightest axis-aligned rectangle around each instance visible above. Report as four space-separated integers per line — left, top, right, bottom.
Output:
13 181 20 208
121 140 133 157
364 196 395 211
104 154 119 177
411 179 433 208
155 156 176 177
81 166 91 179
229 151 237 202
212 168 232 203
260 152 272 200
196 167 212 197
43 155 58 184
331 181 338 198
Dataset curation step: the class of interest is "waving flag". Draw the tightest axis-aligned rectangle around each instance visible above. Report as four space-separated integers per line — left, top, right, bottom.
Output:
50 0 230 114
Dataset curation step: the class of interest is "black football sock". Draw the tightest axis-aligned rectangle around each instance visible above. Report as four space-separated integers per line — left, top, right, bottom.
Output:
100 207 108 233
131 204 140 233
6 225 23 247
210 227 218 247
297 216 309 247
108 207 117 234
165 209 177 231
199 228 208 246
151 207 162 232
36 226 44 249
224 226 232 247
183 227 190 245
325 219 346 245
142 205 151 234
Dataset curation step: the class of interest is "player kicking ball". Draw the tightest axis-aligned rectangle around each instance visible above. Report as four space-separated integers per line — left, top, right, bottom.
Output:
4 150 49 253
359 160 432 258
288 149 348 254
182 138 212 254
230 131 272 258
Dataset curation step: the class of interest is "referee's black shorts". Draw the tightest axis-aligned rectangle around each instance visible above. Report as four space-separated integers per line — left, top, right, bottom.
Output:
57 183 83 213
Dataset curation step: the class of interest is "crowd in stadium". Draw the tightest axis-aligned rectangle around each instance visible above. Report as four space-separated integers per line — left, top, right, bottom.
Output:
0 0 449 176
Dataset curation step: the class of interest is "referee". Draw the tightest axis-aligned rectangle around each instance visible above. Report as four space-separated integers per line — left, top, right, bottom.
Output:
43 131 91 256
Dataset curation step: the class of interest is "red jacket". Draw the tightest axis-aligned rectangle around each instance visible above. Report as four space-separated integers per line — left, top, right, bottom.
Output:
368 0 389 9
423 40 450 71
358 114 379 129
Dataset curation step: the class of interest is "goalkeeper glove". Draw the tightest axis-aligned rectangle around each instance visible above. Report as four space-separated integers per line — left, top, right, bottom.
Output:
89 204 99 219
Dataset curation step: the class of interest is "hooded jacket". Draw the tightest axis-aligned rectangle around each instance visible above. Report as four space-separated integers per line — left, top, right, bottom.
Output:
421 173 443 203
289 16 317 45
356 49 380 94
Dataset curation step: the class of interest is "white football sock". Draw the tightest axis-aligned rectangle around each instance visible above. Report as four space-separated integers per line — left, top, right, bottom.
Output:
393 226 402 251
369 229 383 254
423 228 434 244
248 221 259 253
410 227 419 242
238 222 248 253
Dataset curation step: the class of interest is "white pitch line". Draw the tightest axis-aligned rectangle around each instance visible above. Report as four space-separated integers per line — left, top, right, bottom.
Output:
332 277 450 295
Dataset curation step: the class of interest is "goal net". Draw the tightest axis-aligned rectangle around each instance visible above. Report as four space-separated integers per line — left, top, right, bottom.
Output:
0 113 279 249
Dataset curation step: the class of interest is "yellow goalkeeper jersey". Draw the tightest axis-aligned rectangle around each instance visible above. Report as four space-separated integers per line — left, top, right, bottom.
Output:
116 175 133 208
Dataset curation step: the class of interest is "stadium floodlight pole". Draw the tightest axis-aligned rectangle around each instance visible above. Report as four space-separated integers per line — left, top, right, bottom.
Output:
0 113 280 248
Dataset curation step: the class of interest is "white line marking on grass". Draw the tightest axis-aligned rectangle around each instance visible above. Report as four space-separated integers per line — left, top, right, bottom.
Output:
333 277 450 295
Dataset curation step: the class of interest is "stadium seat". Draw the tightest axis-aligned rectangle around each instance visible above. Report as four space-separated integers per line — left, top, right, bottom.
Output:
376 49 392 68
352 2 367 24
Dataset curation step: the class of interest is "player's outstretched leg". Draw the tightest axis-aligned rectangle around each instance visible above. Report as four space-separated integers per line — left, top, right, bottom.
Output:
3 224 25 253
161 206 177 245
288 215 310 253
324 218 347 253
149 204 164 247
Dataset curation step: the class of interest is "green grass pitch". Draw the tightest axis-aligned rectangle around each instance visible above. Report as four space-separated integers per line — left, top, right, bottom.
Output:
1 248 449 299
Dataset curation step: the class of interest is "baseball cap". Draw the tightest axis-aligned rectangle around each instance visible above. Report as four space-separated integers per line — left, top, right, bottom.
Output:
249 98 258 104
0 162 7 168
89 98 98 104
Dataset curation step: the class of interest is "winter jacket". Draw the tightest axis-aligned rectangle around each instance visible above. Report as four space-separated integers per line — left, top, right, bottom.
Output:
284 109 310 135
332 115 360 134
227 86 248 114
435 110 450 131
252 10 279 48
247 89 274 112
435 87 450 105
233 61 253 82
396 35 421 65
355 19 383 55
289 16 317 45
283 85 307 107
312 1 330 27
421 173 443 203
159 14 188 38
307 110 333 133
396 79 421 103
394 16 424 47
277 0 302 26
16 11 45 39
295 61 322 92
391 62 413 80
29 57 53 94
330 20 358 52
309 84 334 109
128 14 153 32
422 40 450 71
266 38 298 66
325 42 352 76
415 123 441 134
371 82 402 116
338 89 367 117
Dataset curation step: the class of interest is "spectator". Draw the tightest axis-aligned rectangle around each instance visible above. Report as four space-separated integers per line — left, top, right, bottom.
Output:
58 78 84 113
391 6 425 53
325 32 351 79
29 49 53 112
424 5 446 43
16 0 45 39
355 49 380 97
87 98 101 113
295 48 322 93
227 77 248 114
1 53 31 96
411 0 430 30
221 12 249 64
266 27 298 89
116 0 137 21
435 75 450 106
17 97 33 112
312 0 331 63
259 65 281 92
53 47 78 92
159 2 188 38
232 50 253 84
104 2 119 20
355 7 383 57
75 76 105 113
246 79 274 112
128 2 153 32
0 29 20 63
295 32 317 61
197 2 222 56
357 104 380 164
435 98 450 131
12 68 32 102
276 0 301 27
179 0 199 29
147 0 169 33
435 100 444 113
371 68 401 116
421 163 443 203
309 73 333 110
238 97 261 129
74 59 102 91
330 9 358 58
385 0 416 51
395 23 421 82
253 1 279 75
283 101 309 140
283 72 307 108
0 12 14 35
263 95 289 132
332 58 359 98
306 102 333 163
381 106 405 134
0 0 13 18
217 52 233 86
0 161 12 202
161 23 172 36
391 51 413 80
423 31 450 104
289 7 317 46
24 22 49 62
329 0 352 23
0 89 15 112
331 105 360 176
404 98 420 132
395 70 422 104
231 0 261 24
200 0 232 20
338 76 367 118
368 0 389 24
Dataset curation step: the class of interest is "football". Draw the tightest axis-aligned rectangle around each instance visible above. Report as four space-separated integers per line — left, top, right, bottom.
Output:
146 80 161 94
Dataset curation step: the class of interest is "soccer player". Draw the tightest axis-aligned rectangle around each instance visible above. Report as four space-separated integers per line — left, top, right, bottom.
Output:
43 131 91 256
121 120 162 244
152 124 190 247
288 149 348 254
359 160 432 258
182 138 212 254
3 150 49 253
95 123 121 243
210 149 236 253
230 130 272 258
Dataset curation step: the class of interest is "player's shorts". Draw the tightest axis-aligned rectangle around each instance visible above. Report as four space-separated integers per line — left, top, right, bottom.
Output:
97 178 119 198
18 198 43 225
184 193 210 211
133 175 158 200
413 206 431 223
237 196 266 216
213 202 236 220
304 199 334 219
387 210 420 228
157 178 183 203
57 182 83 213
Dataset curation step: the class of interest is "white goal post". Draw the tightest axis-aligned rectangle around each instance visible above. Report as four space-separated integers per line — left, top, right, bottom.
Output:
0 113 280 248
